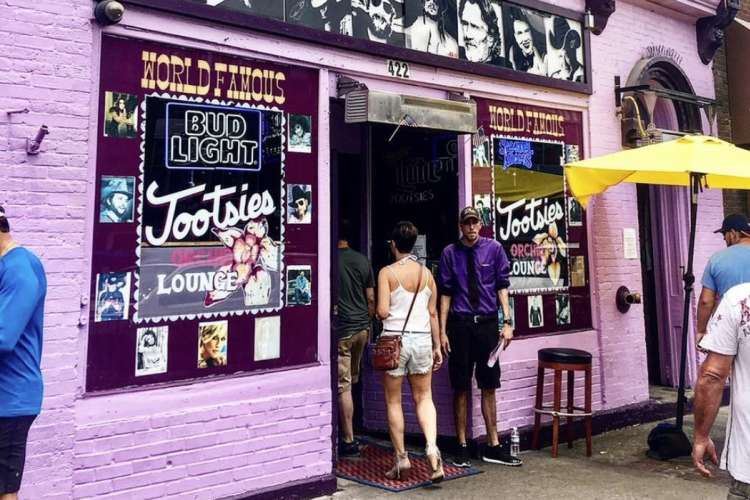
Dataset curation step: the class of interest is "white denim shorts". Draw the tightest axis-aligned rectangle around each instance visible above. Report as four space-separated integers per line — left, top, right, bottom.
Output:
382 331 433 377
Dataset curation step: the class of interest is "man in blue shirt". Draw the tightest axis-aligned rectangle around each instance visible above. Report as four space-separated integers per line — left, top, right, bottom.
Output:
439 206 520 468
0 206 46 500
697 214 750 345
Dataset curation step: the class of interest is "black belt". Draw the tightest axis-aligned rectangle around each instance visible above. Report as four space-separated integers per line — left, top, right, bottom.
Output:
449 313 497 324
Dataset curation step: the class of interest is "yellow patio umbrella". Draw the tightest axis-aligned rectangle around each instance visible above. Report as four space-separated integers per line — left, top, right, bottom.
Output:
565 134 750 459
566 135 750 208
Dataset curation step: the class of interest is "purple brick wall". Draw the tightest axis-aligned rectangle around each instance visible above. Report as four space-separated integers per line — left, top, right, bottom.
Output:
1 0 727 497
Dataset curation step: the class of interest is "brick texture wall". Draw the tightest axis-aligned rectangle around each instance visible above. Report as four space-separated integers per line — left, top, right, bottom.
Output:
1 1 92 498
1 3 334 499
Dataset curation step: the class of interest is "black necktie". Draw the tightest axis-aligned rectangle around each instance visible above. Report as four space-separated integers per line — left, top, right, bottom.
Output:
467 248 480 310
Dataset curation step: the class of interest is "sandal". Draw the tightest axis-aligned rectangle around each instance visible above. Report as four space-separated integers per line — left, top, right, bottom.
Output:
426 444 445 484
385 452 411 481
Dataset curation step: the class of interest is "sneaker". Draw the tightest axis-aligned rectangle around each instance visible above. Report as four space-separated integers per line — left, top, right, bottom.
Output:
450 443 472 468
338 440 360 457
481 444 523 466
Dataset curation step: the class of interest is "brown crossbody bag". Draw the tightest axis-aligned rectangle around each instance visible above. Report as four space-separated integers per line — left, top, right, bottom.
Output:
372 265 423 371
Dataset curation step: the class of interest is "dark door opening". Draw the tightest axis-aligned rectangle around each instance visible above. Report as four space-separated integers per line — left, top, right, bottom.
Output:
331 100 460 438
370 125 459 275
637 184 662 385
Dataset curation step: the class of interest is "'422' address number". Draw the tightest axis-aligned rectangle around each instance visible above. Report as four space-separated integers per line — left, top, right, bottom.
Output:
387 60 410 79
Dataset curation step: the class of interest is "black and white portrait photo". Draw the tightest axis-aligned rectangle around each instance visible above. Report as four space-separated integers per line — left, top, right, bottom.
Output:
99 176 135 223
288 184 313 224
546 16 584 82
352 0 406 46
568 197 583 226
404 0 458 58
286 0 353 34
135 326 168 376
505 5 547 75
555 294 571 326
528 294 544 328
103 92 138 139
458 0 506 66
95 272 131 322
565 144 580 164
198 0 284 20
288 114 312 153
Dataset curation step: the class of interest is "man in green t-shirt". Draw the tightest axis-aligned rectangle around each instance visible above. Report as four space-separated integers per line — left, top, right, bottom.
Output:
336 220 374 457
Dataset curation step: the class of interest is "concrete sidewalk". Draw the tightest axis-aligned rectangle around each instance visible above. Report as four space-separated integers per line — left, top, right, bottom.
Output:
328 409 732 500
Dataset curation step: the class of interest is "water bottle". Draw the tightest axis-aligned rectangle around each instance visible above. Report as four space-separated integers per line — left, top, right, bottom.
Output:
510 427 520 458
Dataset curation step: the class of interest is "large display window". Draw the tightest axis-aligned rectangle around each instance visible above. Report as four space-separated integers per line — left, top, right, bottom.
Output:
87 35 319 391
471 97 591 335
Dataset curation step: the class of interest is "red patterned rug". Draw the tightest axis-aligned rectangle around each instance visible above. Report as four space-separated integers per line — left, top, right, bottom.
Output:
336 439 482 492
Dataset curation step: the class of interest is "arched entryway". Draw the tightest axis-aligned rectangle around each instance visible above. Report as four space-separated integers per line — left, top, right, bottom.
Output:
624 57 704 388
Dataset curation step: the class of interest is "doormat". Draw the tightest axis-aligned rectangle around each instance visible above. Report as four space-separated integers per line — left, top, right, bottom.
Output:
336 439 482 493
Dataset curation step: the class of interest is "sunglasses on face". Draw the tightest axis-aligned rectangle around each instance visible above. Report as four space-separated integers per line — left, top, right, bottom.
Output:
295 199 307 207
371 0 395 14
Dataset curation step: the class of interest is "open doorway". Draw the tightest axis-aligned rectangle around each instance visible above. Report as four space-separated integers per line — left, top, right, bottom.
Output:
331 99 460 436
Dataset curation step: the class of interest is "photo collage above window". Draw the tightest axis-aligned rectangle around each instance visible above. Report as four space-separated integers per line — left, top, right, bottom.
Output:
187 0 586 84
471 97 591 335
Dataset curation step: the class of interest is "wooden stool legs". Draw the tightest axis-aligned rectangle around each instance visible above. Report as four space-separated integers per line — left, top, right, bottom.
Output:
567 370 575 449
532 361 593 457
585 365 592 457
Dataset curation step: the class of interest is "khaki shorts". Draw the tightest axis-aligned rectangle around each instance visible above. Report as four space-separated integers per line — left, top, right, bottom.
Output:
338 329 369 394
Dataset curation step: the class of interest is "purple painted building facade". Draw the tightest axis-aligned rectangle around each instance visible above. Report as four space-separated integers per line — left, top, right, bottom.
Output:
0 0 730 498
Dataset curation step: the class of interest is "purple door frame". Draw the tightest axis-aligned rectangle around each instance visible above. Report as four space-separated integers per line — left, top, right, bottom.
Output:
649 185 699 387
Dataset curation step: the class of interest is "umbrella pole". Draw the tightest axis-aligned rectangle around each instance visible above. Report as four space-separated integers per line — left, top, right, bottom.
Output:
675 172 700 430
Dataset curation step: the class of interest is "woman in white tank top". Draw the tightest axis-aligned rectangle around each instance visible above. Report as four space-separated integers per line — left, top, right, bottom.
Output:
376 221 444 483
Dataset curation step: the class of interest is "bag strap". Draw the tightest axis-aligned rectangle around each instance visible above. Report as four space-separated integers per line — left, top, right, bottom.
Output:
401 265 423 336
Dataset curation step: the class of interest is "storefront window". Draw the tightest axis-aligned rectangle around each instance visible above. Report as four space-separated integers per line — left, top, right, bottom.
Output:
87 36 320 392
472 97 591 335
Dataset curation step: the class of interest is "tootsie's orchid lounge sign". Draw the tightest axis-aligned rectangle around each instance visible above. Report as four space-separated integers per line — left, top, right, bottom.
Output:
138 97 283 321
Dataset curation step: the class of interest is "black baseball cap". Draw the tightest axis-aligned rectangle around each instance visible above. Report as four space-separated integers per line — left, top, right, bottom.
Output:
460 206 481 223
714 214 750 234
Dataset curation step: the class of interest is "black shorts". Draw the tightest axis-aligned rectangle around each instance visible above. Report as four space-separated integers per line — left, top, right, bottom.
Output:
447 317 501 390
0 416 36 494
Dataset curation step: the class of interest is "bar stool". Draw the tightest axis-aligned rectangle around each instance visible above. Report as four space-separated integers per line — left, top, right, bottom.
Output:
531 348 593 457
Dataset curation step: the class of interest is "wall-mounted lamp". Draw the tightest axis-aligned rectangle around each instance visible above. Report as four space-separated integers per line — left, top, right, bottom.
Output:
584 9 595 30
94 0 125 26
26 125 49 155
616 286 642 313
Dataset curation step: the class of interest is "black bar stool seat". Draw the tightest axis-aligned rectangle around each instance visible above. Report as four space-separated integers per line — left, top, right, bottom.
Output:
532 348 593 457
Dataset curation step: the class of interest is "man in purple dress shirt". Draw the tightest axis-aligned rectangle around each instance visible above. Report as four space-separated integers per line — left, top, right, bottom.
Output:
439 206 521 467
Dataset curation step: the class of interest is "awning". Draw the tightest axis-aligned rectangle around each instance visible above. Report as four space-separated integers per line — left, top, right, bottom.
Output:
344 89 477 134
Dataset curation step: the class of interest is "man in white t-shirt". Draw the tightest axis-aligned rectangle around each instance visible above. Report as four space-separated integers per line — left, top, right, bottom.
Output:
693 283 750 499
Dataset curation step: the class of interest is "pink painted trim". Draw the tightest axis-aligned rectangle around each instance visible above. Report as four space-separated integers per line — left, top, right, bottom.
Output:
317 68 332 364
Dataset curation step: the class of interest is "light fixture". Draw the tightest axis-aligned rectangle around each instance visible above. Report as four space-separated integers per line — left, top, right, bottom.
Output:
584 9 595 30
94 1 125 26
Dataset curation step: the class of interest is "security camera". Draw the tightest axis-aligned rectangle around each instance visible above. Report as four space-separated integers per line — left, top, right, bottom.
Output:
26 125 49 155
94 0 125 26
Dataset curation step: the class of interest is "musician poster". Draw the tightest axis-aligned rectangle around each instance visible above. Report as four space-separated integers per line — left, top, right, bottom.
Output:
136 96 284 321
493 136 568 292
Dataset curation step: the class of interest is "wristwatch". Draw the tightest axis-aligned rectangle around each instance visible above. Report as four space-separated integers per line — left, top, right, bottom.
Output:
502 319 512 325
